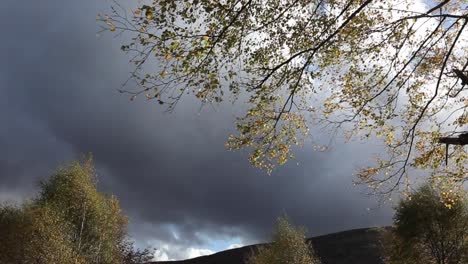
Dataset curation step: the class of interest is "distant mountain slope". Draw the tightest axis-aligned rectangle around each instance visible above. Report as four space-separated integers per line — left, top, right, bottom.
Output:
153 227 388 264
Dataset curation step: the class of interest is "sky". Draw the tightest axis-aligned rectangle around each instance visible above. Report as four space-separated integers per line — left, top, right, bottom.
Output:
0 0 394 261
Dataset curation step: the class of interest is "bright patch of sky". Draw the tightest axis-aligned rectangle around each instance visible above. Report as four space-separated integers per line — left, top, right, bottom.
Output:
148 234 245 261
154 246 214 261
186 248 215 259
0 190 25 204
206 237 244 252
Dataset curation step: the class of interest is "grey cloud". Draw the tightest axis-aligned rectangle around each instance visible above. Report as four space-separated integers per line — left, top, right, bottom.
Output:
0 0 393 260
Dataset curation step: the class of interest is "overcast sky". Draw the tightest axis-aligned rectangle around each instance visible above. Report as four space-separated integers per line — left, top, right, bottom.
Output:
0 0 394 260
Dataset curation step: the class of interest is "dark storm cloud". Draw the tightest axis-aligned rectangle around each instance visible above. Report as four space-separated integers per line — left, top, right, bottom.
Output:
0 0 393 259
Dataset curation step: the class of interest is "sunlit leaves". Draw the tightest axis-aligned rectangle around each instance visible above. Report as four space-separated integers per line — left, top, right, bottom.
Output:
35 159 128 264
103 0 467 193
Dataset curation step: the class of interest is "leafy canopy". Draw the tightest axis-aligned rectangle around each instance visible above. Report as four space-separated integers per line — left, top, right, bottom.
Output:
101 0 468 194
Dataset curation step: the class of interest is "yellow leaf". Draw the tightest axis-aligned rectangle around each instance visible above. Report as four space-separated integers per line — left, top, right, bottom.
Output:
146 10 154 20
165 54 172 61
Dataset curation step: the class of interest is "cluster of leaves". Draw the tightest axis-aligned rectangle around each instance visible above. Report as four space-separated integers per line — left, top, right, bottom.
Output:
0 204 83 263
382 183 468 264
0 158 154 264
247 216 320 264
101 0 467 194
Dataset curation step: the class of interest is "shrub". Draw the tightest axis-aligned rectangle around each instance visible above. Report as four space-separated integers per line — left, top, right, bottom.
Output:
247 216 320 264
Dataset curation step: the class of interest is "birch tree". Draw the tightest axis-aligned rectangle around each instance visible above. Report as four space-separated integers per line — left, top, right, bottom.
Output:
0 158 153 264
384 183 468 264
102 0 468 195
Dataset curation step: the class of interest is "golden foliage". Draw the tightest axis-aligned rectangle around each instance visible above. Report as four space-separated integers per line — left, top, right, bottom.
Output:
103 0 467 194
247 216 321 264
0 158 132 264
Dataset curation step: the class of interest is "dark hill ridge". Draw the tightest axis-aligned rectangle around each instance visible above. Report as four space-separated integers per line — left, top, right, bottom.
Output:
153 227 388 264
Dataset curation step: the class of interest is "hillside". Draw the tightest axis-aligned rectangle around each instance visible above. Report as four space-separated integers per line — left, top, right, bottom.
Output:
153 227 388 264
